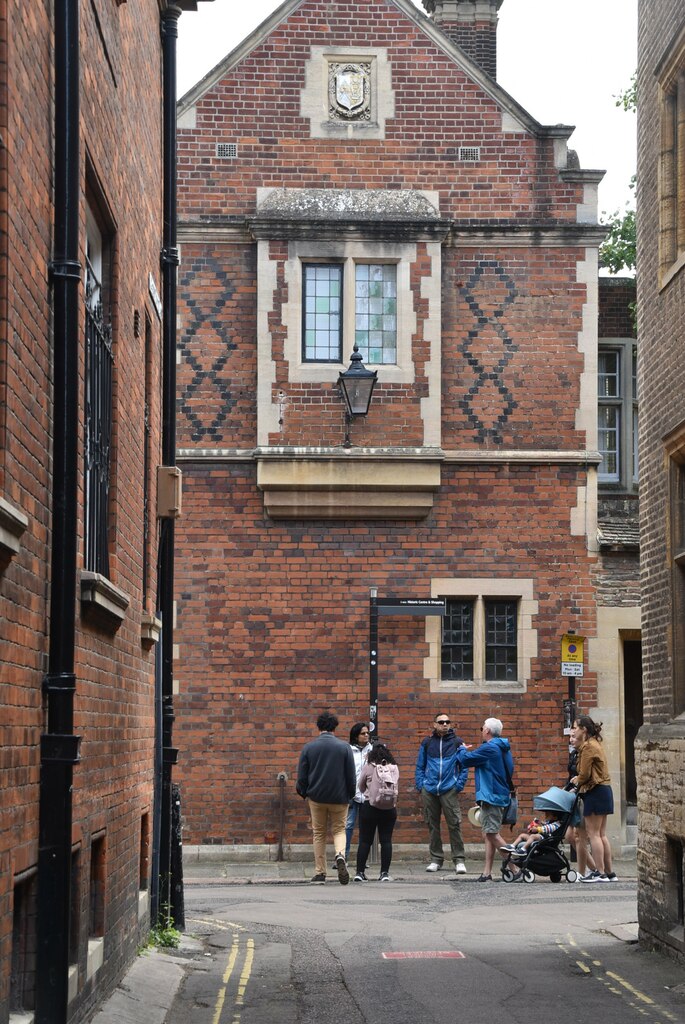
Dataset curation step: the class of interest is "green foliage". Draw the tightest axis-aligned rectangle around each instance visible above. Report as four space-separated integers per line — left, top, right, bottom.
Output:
600 205 636 275
615 72 637 113
141 908 182 952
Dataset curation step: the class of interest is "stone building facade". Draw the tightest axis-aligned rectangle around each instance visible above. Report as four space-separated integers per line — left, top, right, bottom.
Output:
174 0 637 859
0 2 209 1021
636 0 685 964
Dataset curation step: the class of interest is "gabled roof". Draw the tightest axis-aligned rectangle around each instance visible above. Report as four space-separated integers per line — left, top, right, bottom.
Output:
177 0 571 140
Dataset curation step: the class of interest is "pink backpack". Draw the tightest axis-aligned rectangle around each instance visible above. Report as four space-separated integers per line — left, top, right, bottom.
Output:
366 761 399 809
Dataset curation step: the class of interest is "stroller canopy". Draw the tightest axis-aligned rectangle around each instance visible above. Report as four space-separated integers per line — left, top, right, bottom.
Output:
532 786 576 813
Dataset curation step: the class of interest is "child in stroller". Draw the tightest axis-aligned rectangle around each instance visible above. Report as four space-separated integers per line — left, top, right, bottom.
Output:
500 811 563 855
499 786 580 884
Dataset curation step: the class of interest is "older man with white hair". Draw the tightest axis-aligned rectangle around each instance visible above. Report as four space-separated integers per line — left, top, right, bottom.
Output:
456 718 514 881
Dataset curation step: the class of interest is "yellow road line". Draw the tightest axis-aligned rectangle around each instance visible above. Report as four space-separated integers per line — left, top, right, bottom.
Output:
232 939 255 1023
605 970 655 1005
576 961 591 973
212 934 240 1024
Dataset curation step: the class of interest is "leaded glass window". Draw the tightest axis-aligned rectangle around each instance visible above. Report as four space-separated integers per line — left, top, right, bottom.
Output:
303 264 342 362
485 600 518 682
441 599 474 681
355 264 397 364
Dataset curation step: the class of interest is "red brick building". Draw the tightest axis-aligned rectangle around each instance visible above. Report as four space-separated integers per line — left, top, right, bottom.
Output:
0 2 209 1022
175 0 638 860
636 0 685 964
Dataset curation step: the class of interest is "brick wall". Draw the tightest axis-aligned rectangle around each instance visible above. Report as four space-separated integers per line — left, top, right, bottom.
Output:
636 0 685 964
175 461 596 846
0 0 167 1017
598 278 636 338
174 0 602 854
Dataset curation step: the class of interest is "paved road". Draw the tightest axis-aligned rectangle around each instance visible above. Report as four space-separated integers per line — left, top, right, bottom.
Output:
166 877 685 1024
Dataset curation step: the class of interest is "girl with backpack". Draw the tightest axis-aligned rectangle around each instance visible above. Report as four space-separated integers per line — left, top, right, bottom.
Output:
354 744 399 882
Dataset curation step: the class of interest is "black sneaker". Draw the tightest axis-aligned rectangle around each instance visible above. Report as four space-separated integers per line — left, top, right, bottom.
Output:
605 872 618 882
354 871 368 882
335 854 350 885
310 873 326 884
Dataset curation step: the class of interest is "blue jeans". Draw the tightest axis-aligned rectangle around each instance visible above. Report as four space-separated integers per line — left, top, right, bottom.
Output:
345 800 362 860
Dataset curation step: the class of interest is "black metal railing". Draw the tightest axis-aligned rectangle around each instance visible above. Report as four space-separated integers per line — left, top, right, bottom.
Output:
84 298 113 577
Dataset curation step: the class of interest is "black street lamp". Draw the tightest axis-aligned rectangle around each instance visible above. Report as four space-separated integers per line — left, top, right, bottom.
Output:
337 345 377 446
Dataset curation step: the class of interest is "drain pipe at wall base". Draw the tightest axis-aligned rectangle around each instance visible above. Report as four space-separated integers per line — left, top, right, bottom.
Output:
35 1 82 1022
277 773 288 862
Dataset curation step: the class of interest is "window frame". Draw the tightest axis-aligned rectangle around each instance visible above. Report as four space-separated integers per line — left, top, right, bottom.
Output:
425 578 538 694
301 257 398 366
658 32 685 286
671 456 685 716
84 202 114 577
598 340 638 491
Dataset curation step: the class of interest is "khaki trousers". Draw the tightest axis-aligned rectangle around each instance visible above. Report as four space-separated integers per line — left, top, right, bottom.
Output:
308 800 348 876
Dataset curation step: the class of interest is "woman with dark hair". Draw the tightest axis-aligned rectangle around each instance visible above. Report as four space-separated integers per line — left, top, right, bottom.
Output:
345 722 372 860
570 716 617 882
355 743 399 882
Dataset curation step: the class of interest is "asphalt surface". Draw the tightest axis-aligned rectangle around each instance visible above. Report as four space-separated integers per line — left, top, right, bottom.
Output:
92 858 685 1024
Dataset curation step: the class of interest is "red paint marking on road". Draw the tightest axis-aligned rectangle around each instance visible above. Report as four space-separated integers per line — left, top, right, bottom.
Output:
382 951 465 960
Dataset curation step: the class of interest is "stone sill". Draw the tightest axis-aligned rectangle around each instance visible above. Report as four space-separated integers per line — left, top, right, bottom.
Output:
0 495 29 558
138 888 149 921
80 571 130 632
87 937 104 981
141 613 162 647
258 454 441 519
9 1013 34 1024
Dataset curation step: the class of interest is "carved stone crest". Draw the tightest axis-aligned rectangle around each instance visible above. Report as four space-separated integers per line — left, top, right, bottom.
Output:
328 62 371 121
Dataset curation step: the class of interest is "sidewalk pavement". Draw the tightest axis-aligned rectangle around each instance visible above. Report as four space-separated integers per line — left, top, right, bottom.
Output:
182 853 638 885
90 854 638 1024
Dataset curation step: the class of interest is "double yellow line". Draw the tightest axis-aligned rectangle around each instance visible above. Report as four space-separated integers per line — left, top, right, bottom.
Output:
212 933 255 1024
557 934 679 1023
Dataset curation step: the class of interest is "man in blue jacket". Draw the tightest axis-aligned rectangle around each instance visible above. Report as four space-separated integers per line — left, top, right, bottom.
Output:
456 717 514 882
415 713 469 875
297 712 356 885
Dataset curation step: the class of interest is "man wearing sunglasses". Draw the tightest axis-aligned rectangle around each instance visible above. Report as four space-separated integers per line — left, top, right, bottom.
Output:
415 713 469 875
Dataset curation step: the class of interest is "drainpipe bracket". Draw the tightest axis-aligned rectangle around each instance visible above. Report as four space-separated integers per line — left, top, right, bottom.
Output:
163 746 179 765
42 671 76 695
49 258 82 282
160 246 180 268
41 733 81 764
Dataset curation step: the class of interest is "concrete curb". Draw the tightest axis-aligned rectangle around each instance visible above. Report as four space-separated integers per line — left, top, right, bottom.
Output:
89 940 203 1024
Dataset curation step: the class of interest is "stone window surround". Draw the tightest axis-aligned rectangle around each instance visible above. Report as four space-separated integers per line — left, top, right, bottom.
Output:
283 239 416 384
667 428 685 718
300 45 395 140
257 231 442 448
424 577 538 693
657 24 685 288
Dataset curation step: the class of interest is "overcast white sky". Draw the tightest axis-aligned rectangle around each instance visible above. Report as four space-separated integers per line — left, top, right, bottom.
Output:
177 0 637 217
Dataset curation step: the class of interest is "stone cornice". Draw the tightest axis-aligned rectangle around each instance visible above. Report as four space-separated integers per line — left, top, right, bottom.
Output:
178 219 606 248
177 447 601 465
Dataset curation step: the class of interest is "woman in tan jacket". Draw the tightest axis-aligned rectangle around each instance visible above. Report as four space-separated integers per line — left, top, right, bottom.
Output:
570 716 616 882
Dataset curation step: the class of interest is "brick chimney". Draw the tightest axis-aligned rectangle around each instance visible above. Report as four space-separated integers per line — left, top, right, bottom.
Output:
422 1 504 79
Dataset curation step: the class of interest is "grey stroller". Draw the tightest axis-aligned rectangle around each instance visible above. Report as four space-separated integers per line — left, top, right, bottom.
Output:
501 786 580 884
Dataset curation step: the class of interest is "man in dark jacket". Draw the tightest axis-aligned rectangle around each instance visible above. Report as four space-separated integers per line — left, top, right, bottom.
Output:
415 713 469 875
456 717 514 882
297 711 356 884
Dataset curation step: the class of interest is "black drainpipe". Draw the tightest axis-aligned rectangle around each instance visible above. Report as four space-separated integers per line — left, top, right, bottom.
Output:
35 0 82 1021
156 1 181 924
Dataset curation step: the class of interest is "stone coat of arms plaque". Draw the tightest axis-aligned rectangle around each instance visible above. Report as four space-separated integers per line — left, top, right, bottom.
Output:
329 62 371 121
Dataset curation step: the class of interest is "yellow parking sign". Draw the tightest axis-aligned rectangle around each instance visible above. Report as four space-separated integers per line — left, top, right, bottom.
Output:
561 634 584 676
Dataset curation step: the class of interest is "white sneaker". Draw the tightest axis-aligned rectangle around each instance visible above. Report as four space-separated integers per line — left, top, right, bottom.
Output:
425 862 442 872
455 862 467 874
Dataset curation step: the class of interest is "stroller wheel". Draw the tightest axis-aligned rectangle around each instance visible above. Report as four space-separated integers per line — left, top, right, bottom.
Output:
502 867 517 883
522 869 535 884
566 869 578 883
549 871 562 883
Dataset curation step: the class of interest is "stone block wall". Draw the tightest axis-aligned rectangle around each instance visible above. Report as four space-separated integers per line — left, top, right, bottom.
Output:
636 0 685 964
